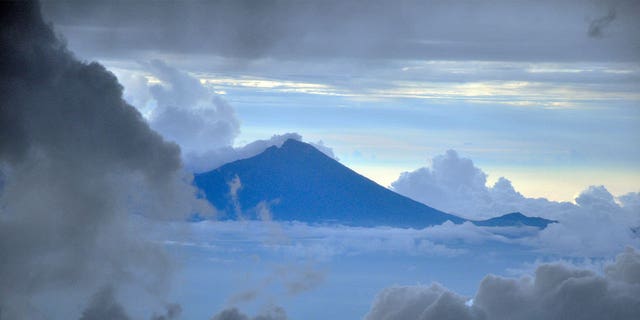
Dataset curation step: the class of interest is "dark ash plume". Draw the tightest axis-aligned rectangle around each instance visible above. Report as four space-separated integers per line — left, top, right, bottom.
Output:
78 286 131 320
211 306 288 320
0 1 210 318
588 8 616 38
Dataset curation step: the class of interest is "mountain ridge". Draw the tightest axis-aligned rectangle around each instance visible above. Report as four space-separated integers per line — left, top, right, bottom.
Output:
194 139 554 229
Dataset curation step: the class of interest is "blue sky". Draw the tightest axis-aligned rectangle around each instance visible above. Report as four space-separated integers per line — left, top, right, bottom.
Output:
41 0 640 201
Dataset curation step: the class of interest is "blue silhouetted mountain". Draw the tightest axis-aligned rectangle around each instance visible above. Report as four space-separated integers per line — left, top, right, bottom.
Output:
472 212 556 228
194 139 554 229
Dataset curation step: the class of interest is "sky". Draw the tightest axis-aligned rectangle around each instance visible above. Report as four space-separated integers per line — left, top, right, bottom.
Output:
2 1 639 319
39 0 640 202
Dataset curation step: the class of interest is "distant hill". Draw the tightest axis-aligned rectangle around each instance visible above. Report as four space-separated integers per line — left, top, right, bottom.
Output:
473 212 556 228
194 139 554 229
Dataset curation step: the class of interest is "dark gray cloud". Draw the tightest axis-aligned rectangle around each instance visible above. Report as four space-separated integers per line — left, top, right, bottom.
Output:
589 8 617 38
364 283 474 320
150 303 182 320
282 267 326 295
212 308 251 320
225 260 326 307
211 306 287 320
78 286 131 320
41 0 640 63
78 289 182 320
365 248 640 320
0 1 210 318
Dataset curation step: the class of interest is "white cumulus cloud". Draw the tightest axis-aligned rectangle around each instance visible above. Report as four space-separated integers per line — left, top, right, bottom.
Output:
392 150 639 256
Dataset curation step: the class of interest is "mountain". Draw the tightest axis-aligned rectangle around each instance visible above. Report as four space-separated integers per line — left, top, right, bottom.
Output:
472 212 556 228
194 139 554 229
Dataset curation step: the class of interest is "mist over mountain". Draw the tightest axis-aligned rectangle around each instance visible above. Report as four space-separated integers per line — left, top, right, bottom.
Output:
195 139 554 229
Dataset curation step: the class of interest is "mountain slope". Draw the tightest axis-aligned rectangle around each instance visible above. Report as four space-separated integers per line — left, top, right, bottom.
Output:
194 139 555 229
194 139 464 228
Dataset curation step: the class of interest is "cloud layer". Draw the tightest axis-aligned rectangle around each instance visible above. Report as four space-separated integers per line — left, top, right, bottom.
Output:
39 0 640 192
42 0 640 62
365 248 640 320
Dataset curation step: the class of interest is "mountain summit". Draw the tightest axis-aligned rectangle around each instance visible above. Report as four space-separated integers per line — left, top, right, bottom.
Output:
194 139 554 229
